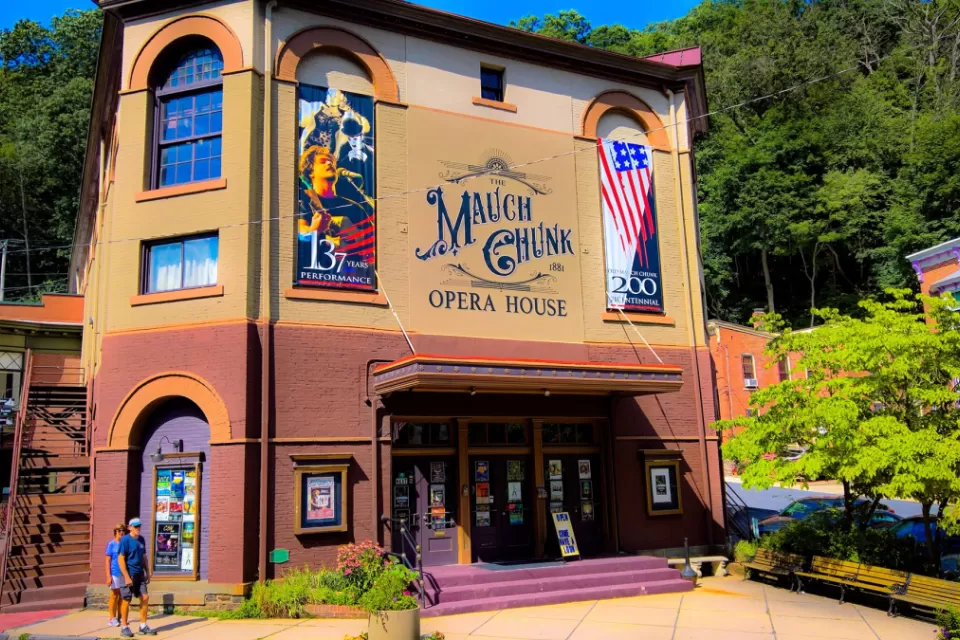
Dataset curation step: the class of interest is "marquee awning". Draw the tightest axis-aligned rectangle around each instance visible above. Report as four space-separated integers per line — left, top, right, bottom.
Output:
373 354 683 396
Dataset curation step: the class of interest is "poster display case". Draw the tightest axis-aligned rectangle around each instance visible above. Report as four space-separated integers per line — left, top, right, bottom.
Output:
150 461 201 579
294 464 349 534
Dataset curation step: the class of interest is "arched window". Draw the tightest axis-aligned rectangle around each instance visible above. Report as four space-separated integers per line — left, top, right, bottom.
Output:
154 45 224 188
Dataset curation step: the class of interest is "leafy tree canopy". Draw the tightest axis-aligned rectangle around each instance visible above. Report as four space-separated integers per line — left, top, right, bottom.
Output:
717 290 960 555
0 9 102 300
513 1 960 326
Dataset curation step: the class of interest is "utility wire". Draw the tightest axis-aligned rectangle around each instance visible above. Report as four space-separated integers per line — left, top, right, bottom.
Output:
5 30 956 260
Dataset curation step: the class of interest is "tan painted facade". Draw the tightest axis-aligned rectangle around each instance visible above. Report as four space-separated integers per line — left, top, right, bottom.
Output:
75 0 718 589
81 1 704 364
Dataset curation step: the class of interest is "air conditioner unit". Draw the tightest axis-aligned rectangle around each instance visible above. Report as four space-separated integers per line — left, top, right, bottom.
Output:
744 378 759 389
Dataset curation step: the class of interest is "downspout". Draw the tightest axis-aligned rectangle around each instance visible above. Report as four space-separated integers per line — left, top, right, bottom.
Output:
259 0 278 584
667 87 714 546
723 344 734 420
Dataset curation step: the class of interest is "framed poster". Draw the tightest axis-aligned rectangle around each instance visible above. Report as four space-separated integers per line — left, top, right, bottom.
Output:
644 458 682 516
475 461 489 482
578 460 591 480
507 460 524 481
150 461 200 579
430 461 446 483
549 480 563 500
296 85 377 291
294 464 349 533
548 460 562 479
598 140 664 313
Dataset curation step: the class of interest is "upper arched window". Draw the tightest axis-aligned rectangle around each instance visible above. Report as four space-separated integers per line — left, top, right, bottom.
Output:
154 44 224 188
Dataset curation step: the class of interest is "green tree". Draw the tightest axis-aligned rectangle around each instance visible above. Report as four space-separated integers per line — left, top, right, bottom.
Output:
511 0 960 326
718 290 960 557
0 9 102 300
510 10 592 43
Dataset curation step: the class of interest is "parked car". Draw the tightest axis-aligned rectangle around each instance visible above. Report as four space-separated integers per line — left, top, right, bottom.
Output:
889 516 960 555
756 496 895 535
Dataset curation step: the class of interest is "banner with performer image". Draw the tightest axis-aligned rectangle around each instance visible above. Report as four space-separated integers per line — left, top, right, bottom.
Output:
598 139 664 313
296 85 376 291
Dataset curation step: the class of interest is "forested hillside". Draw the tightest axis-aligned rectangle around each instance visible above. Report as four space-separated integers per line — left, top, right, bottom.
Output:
0 9 102 300
2 2 960 324
515 2 960 326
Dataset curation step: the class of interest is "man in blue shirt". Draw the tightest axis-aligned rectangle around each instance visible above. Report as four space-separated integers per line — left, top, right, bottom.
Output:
117 518 156 637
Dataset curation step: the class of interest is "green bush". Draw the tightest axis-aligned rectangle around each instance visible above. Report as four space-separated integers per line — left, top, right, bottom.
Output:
357 562 419 613
937 606 960 639
734 539 758 563
759 511 932 574
182 541 420 619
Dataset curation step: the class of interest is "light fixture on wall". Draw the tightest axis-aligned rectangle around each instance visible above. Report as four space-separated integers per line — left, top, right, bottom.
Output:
150 436 183 463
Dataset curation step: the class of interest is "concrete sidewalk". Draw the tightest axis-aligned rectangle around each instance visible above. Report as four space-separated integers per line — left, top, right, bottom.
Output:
6 577 936 639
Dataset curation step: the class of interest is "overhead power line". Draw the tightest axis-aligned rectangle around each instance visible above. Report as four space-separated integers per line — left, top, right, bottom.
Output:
4 31 955 261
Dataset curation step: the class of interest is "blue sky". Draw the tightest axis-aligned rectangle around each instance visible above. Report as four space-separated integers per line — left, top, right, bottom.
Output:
0 0 700 32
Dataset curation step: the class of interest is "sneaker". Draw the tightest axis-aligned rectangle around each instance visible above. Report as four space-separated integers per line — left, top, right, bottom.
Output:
120 627 134 638
139 624 157 636
108 617 120 627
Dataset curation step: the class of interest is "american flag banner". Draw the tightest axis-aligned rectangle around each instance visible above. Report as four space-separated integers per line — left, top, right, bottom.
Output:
598 138 664 313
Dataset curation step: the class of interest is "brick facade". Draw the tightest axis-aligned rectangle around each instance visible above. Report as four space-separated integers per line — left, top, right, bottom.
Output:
78 0 722 596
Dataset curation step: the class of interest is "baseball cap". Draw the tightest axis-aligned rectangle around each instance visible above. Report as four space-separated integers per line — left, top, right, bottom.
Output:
128 518 142 527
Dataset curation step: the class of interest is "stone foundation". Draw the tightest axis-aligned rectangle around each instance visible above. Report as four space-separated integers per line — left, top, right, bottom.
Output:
85 581 249 611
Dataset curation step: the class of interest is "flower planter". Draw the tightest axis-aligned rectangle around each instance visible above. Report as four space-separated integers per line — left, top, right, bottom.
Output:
367 607 420 640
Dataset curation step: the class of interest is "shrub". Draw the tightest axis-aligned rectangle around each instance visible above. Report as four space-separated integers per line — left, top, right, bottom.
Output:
183 540 417 620
760 511 930 573
357 561 419 613
338 540 388 594
937 606 960 639
734 539 758 563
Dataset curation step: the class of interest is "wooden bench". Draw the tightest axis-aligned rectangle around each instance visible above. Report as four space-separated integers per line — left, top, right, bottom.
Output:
892 574 960 617
796 557 907 608
742 548 804 587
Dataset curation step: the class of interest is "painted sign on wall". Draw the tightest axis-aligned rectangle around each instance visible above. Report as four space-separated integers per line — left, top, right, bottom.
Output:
598 139 663 313
296 85 376 291
408 109 585 342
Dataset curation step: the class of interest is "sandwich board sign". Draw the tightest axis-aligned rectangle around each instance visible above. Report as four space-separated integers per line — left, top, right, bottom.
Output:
551 512 580 559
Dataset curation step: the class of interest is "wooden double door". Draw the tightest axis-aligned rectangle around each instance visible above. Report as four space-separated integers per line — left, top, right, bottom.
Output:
469 455 534 563
544 453 604 557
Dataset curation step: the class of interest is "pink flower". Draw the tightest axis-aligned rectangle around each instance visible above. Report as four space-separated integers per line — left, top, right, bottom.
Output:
344 568 353 575
403 590 411 596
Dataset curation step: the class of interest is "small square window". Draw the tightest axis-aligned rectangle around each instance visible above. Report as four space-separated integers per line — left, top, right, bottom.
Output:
480 67 504 102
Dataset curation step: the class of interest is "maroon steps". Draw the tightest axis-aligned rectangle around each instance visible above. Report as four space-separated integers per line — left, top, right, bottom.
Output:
420 555 693 617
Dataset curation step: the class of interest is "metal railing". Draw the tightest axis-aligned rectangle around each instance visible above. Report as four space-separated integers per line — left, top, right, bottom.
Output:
725 482 756 541
0 349 33 601
381 513 426 607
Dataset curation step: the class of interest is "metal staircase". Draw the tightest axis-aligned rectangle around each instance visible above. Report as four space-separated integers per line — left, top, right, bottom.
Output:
0 351 90 612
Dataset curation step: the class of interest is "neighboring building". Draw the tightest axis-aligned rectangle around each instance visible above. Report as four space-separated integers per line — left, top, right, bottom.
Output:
64 0 720 608
907 237 960 305
0 294 87 611
707 318 789 424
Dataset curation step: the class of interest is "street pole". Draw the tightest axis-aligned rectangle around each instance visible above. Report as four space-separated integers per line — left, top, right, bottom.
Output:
0 240 8 302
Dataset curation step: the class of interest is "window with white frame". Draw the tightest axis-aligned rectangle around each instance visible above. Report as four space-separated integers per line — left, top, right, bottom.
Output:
142 234 218 294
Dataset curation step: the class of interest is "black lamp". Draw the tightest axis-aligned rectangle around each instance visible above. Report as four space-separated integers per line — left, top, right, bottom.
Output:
150 436 183 463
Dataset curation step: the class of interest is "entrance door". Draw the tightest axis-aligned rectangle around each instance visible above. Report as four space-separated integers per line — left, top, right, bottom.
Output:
470 456 534 563
545 453 604 557
391 456 458 567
